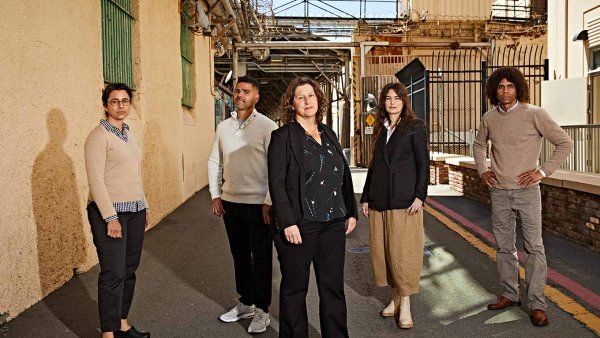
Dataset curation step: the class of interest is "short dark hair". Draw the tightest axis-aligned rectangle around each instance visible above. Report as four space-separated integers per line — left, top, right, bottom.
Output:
236 76 260 92
486 67 529 106
102 83 133 106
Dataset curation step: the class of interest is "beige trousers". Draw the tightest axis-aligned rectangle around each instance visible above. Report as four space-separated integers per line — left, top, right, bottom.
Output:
369 208 424 296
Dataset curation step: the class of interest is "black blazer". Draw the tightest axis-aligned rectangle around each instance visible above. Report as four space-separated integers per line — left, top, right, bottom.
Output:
360 119 428 211
268 122 358 229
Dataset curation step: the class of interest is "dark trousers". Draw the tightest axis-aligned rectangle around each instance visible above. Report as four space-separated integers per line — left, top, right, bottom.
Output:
87 202 146 333
222 200 273 312
274 218 349 338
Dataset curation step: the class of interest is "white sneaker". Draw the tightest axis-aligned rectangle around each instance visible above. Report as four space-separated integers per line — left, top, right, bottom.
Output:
247 308 271 334
219 302 255 323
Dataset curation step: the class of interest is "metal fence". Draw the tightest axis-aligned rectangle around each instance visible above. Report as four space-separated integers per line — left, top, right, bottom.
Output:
491 0 547 23
357 45 548 166
541 125 600 174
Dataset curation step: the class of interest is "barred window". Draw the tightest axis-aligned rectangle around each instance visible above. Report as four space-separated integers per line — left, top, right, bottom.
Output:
101 0 134 87
181 24 194 108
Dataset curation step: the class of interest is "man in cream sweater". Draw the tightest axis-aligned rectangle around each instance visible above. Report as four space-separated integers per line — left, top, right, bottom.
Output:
208 76 278 334
474 67 573 327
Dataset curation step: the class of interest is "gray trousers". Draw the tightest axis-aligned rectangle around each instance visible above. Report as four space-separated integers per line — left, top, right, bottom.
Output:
490 185 547 311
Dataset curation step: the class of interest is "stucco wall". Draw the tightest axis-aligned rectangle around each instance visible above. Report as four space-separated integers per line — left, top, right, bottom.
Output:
548 0 600 79
0 0 214 323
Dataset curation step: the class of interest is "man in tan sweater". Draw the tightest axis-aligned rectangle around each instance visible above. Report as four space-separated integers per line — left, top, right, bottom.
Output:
474 67 573 327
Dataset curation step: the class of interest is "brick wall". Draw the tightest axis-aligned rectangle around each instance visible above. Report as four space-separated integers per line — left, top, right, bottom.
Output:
430 160 450 185
447 163 600 252
541 186 600 250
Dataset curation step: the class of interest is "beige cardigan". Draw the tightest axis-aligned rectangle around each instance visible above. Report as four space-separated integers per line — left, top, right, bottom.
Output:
84 123 147 220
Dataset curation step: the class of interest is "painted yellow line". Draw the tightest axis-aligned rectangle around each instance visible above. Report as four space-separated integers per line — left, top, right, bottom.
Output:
424 204 600 336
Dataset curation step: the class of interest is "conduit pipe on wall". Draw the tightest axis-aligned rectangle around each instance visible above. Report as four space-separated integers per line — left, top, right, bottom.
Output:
208 0 241 43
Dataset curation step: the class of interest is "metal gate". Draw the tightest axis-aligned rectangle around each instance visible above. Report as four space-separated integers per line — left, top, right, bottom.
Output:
357 45 548 166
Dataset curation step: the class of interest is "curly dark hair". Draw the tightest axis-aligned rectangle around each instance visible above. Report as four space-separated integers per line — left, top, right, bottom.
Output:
485 67 529 106
370 82 418 157
279 77 327 125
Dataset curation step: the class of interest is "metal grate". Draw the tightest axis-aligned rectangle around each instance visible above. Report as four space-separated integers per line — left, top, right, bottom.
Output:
357 45 548 166
541 125 600 174
101 0 134 87
181 24 194 108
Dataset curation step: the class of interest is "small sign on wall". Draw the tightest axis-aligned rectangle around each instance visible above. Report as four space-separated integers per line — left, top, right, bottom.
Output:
365 126 374 135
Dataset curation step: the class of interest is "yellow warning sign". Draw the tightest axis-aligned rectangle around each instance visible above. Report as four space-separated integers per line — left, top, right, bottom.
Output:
365 114 375 126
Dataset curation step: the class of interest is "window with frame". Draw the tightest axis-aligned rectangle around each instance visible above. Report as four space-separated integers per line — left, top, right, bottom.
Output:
101 0 134 87
592 50 600 71
591 50 600 124
181 24 194 108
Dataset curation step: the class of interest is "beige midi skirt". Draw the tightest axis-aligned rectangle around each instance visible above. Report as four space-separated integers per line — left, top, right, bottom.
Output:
369 208 424 296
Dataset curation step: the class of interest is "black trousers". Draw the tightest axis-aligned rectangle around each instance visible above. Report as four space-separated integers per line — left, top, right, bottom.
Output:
222 200 273 312
87 202 146 333
274 218 349 338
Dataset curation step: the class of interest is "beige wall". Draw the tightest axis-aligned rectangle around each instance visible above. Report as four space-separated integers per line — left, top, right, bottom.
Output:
541 77 588 125
548 0 600 79
546 0 600 124
0 0 214 322
403 0 493 19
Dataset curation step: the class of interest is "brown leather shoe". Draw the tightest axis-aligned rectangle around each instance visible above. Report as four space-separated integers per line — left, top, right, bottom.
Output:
530 309 549 326
487 296 521 310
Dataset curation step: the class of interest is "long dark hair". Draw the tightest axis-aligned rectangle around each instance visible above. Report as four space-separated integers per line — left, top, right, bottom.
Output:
279 77 327 125
485 67 529 106
369 82 418 164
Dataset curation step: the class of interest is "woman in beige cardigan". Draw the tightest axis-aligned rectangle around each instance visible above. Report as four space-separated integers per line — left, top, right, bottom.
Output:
84 83 150 338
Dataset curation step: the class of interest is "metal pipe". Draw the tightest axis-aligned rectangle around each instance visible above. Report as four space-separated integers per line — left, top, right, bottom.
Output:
233 0 249 39
233 47 239 84
248 0 264 34
236 41 491 49
218 0 242 42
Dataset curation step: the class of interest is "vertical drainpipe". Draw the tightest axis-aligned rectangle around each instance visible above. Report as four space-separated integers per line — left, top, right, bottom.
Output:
565 0 569 78
233 47 239 86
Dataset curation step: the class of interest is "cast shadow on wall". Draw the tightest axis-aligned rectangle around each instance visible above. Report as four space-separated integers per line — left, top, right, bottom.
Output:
31 109 97 335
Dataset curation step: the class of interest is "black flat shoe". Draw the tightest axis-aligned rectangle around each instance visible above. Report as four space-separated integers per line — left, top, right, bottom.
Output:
114 326 150 338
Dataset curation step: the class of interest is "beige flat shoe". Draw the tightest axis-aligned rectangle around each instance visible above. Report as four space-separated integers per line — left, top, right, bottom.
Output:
380 298 399 317
380 308 397 317
398 320 414 329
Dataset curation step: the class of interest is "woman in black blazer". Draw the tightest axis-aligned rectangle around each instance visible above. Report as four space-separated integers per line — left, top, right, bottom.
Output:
268 77 357 338
360 82 428 329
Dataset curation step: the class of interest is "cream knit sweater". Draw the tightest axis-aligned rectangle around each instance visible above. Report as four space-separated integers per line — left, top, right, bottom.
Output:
208 110 278 205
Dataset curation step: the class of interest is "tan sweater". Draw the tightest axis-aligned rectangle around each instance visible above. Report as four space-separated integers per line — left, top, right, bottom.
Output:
84 123 147 219
473 102 573 190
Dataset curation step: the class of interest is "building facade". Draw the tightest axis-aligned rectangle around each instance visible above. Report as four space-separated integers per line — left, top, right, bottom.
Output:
544 0 600 124
0 0 215 322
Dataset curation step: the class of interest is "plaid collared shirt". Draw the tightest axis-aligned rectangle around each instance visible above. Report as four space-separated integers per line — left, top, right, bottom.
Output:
100 119 129 142
95 119 147 222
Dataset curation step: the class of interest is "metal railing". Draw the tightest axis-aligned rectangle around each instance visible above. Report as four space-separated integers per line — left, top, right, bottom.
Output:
540 125 600 174
491 0 547 23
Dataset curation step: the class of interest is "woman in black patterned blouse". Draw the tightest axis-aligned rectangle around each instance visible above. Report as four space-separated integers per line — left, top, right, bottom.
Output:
268 77 357 338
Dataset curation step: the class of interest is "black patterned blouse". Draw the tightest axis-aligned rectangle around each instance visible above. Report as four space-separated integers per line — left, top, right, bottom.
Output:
300 124 347 222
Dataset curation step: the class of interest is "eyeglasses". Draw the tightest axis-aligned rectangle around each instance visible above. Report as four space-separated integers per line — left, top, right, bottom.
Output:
108 99 131 107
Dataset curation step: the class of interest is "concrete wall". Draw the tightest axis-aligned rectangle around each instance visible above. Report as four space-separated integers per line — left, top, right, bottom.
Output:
548 0 600 79
546 0 600 124
0 0 214 322
541 77 588 125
